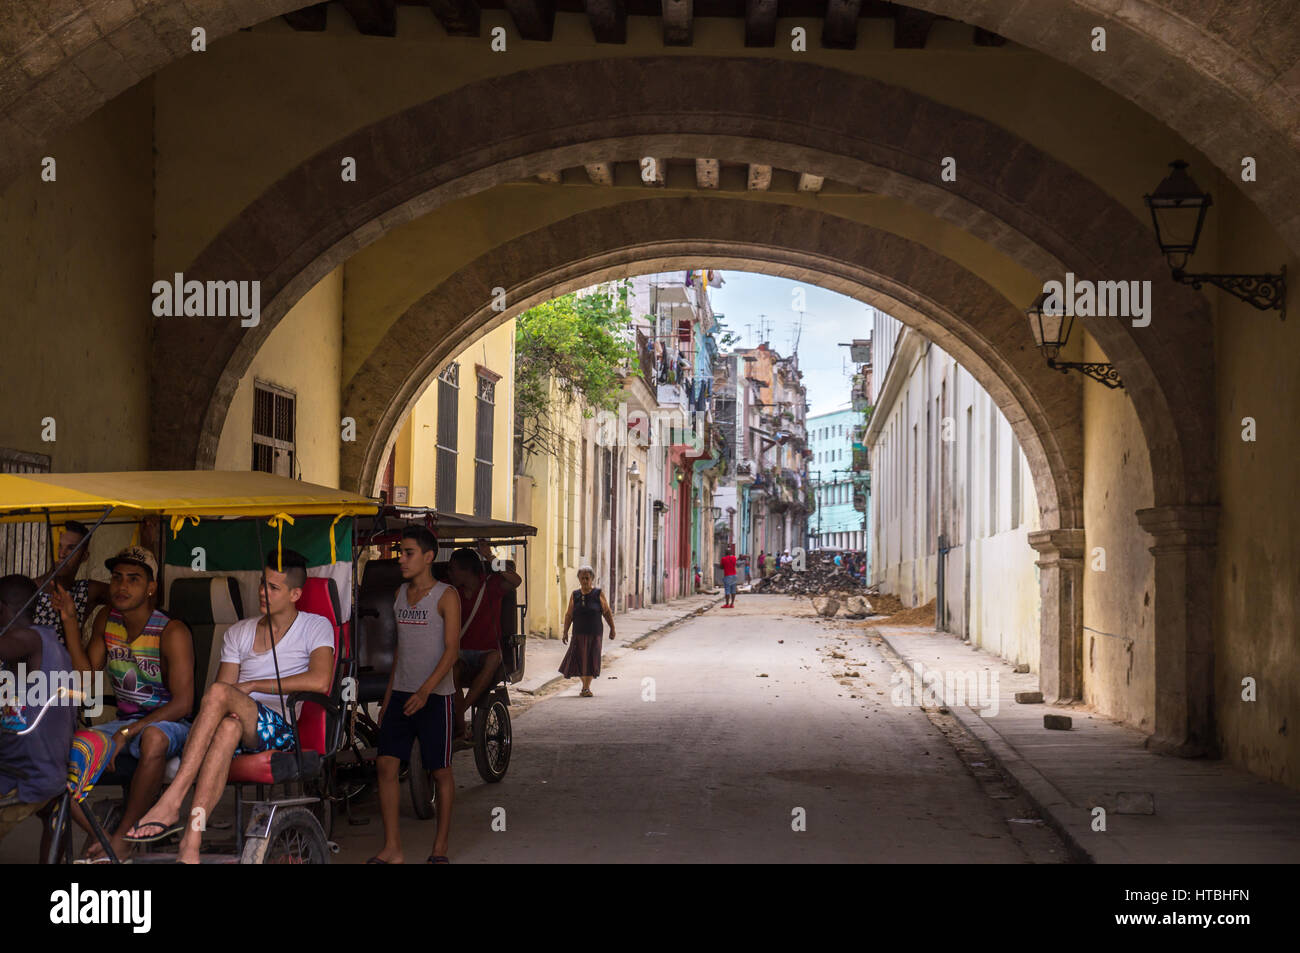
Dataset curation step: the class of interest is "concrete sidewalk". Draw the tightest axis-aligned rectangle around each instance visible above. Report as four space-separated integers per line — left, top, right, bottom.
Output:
872 625 1300 863
514 592 724 696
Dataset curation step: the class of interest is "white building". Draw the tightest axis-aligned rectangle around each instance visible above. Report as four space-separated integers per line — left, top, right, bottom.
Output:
865 313 1041 669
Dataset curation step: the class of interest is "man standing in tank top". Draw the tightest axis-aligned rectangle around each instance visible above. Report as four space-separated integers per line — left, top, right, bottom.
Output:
370 526 462 864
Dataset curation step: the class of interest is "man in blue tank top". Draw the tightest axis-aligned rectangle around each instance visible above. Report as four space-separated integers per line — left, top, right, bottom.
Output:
0 575 77 851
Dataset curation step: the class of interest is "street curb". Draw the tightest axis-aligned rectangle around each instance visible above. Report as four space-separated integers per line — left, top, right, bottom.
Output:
623 596 725 648
873 630 1097 865
943 704 1096 865
517 597 724 698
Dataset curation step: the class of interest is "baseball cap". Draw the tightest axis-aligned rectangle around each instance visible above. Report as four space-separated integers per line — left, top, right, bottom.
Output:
105 545 158 581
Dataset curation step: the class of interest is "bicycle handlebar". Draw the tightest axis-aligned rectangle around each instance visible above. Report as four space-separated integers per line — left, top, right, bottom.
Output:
1 687 84 737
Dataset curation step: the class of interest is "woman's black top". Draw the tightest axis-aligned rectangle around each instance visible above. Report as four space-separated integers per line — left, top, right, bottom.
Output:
571 587 604 636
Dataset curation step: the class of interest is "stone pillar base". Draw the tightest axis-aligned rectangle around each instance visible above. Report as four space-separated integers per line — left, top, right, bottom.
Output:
1136 504 1220 759
1027 528 1086 704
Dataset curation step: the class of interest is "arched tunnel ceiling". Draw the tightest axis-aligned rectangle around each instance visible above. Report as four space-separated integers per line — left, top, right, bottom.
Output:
2 1 1299 251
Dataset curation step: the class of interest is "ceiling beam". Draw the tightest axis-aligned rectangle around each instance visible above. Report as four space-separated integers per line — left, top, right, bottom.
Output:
696 159 719 189
585 0 627 43
745 0 778 47
283 4 328 31
662 0 693 47
822 0 861 50
642 158 667 186
893 7 936 48
797 172 825 193
341 0 397 36
505 0 556 40
747 164 772 191
427 0 481 36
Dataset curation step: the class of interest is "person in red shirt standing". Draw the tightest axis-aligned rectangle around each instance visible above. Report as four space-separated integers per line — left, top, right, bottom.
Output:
720 545 739 608
447 545 521 741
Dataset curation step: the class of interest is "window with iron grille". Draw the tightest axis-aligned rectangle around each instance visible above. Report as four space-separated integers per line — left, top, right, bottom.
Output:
473 373 495 517
0 448 51 577
436 363 459 513
252 382 295 477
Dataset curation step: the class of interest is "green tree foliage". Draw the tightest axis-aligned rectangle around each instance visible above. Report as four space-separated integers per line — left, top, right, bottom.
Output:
514 284 637 461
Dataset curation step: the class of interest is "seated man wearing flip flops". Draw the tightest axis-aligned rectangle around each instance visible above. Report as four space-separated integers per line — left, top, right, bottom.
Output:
62 545 196 863
125 550 334 863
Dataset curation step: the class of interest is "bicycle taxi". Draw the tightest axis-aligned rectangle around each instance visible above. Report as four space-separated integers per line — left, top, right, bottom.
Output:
348 505 535 820
0 469 376 864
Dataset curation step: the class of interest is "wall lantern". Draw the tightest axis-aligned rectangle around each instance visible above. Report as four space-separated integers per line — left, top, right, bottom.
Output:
1144 160 1286 318
1025 292 1123 389
628 461 640 478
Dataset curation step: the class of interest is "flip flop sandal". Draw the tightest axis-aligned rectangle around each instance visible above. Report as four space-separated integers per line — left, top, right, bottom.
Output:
427 855 450 864
580 689 593 697
365 856 389 864
75 854 131 864
124 820 183 843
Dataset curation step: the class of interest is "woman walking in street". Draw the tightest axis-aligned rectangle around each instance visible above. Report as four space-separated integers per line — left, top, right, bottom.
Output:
559 566 615 697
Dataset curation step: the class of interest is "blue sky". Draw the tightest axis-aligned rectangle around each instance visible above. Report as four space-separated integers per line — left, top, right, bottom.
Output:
707 272 875 416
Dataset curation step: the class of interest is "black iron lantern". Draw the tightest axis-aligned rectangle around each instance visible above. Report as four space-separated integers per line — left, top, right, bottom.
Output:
1025 291 1073 361
1144 160 1211 268
1025 291 1122 389
1144 159 1286 318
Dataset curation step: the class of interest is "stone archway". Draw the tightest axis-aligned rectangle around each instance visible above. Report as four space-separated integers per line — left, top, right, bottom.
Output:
340 195 1098 714
148 57 1214 515
1 2 1297 256
143 58 1221 751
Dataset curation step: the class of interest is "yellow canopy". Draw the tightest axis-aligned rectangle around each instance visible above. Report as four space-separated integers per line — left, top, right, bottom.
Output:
0 470 379 524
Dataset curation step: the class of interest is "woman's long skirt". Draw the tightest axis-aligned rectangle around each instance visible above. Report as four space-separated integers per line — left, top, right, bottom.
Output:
559 629 603 678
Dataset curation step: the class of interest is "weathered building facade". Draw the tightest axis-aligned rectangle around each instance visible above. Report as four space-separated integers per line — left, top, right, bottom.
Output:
867 312 1042 667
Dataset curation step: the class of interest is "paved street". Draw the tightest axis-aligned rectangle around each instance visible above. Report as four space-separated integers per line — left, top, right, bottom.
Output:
332 594 1067 863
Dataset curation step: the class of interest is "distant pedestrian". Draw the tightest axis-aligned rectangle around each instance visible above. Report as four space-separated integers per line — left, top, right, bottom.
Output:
742 555 751 584
834 553 843 568
758 551 767 577
720 545 738 609
560 566 615 697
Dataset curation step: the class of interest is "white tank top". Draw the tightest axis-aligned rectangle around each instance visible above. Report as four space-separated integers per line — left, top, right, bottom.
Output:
392 581 455 695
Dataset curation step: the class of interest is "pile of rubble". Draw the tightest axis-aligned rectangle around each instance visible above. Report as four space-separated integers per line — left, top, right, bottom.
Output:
747 552 875 619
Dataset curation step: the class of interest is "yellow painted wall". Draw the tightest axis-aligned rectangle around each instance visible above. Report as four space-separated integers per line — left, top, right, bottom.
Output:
214 267 343 487
519 381 588 637
0 83 153 473
1211 176 1300 785
1080 331 1156 731
390 318 515 520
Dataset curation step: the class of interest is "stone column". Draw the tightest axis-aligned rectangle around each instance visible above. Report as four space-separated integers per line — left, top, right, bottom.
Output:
1027 528 1086 704
1135 504 1219 757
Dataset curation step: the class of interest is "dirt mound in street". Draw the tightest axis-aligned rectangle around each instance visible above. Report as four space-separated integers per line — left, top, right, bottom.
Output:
870 599 937 626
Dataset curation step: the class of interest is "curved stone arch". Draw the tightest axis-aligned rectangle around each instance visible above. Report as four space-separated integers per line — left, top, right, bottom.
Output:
149 57 1212 511
343 197 1082 538
3 3 1298 253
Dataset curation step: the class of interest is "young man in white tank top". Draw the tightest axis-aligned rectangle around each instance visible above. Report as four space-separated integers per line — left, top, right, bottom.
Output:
369 526 461 864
